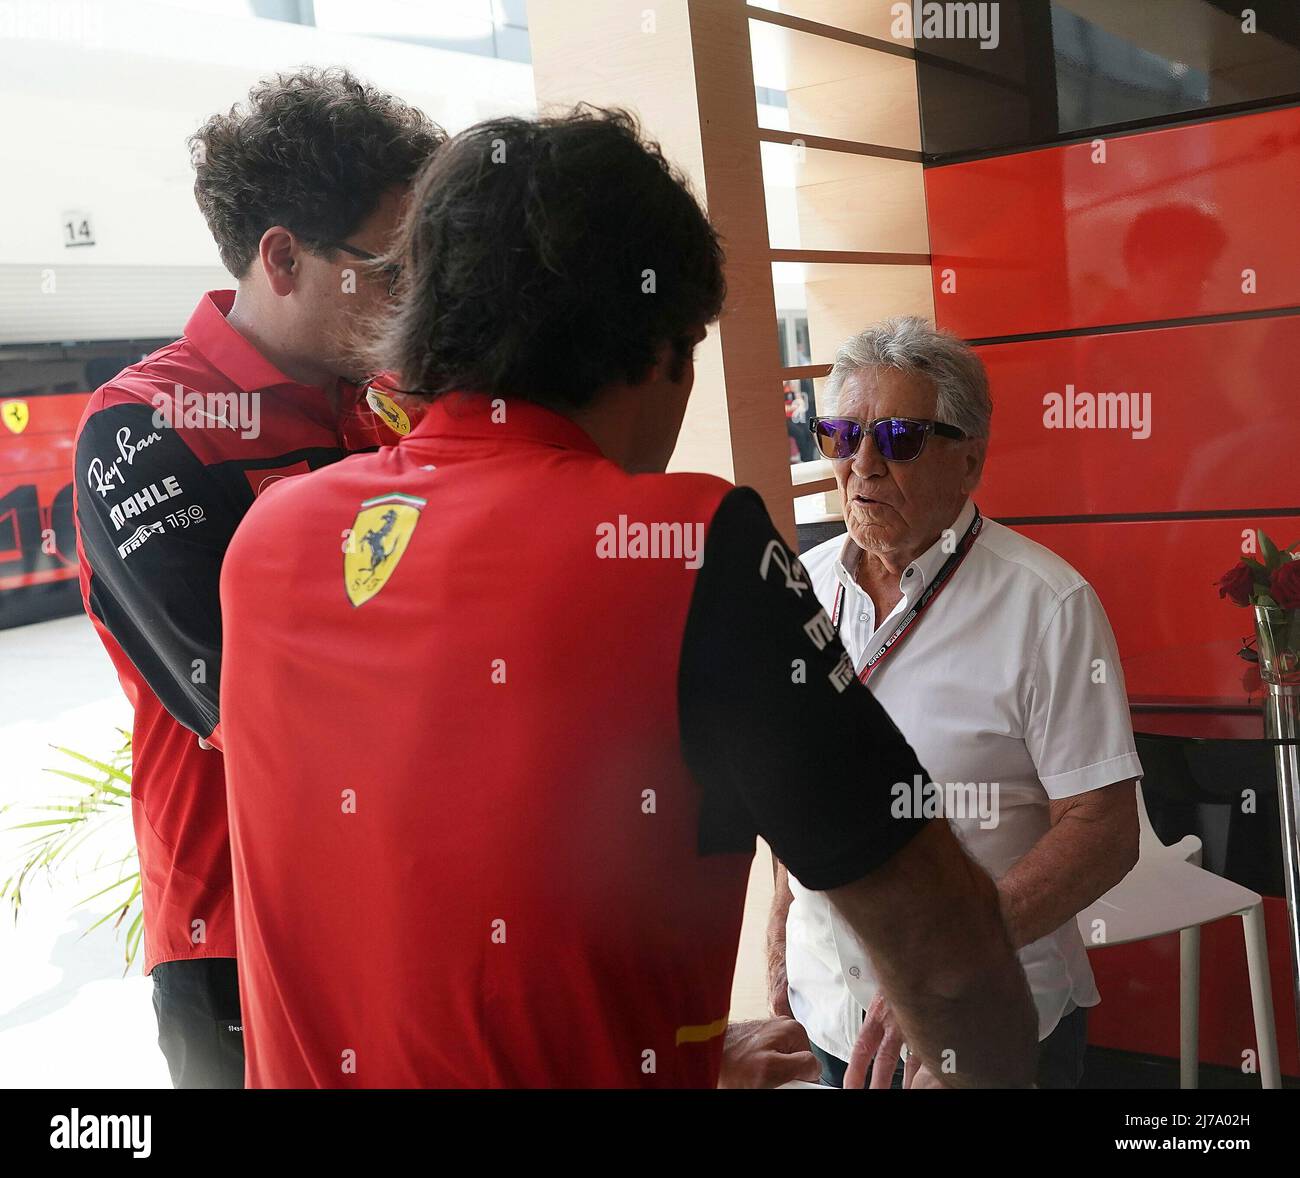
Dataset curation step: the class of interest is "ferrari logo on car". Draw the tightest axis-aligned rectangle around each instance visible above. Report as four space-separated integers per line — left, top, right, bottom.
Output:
2 400 29 434
344 492 425 607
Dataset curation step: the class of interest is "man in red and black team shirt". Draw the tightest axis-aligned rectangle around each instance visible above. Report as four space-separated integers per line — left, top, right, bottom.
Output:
73 68 443 1088
219 110 1038 1088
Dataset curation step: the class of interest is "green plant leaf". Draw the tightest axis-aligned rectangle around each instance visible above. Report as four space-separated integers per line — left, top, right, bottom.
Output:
123 910 144 972
72 863 141 902
40 769 131 800
1258 531 1281 570
83 902 133 937
42 770 108 788
3 737 140 964
9 818 92 830
48 746 132 785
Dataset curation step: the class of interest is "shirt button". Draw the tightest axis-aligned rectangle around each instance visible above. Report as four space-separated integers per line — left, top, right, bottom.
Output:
905 569 914 577
848 965 861 978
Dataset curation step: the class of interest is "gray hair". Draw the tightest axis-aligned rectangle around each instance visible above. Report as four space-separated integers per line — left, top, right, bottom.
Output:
823 316 992 440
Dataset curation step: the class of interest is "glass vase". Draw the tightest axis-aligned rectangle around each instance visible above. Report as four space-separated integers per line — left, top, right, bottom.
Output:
1254 604 1300 688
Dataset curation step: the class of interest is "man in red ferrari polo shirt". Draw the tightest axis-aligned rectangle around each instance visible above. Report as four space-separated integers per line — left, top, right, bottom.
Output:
219 109 1037 1088
73 68 443 1088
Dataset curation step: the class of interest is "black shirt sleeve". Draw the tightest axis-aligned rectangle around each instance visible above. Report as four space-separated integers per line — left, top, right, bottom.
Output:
678 486 931 891
76 400 243 740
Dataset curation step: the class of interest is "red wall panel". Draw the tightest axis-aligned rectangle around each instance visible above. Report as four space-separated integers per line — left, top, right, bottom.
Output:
926 96 1300 1075
1008 516 1300 698
926 105 1300 340
975 316 1300 519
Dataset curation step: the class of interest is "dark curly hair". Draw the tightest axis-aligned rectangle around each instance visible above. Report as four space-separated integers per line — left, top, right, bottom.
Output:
189 67 445 277
373 106 726 411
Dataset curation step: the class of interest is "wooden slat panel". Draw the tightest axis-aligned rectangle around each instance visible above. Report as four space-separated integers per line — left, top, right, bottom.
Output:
747 1 915 52
791 475 837 495
772 249 930 264
692 0 801 543
762 140 930 255
793 261 936 364
751 17 922 150
529 0 929 546
758 127 922 163
781 364 832 379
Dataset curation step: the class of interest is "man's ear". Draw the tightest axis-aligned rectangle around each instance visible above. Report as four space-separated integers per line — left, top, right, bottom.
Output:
663 333 704 387
962 437 988 494
259 226 299 297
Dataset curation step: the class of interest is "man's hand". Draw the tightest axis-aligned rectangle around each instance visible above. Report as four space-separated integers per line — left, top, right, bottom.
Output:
718 1017 821 1089
826 820 1038 1088
844 993 901 1089
842 993 948 1089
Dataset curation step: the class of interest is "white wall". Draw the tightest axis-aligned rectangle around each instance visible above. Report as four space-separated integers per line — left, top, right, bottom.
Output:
0 0 535 341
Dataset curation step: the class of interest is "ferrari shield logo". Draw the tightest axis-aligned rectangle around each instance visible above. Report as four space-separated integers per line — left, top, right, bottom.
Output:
344 492 426 607
365 387 411 436
2 400 29 434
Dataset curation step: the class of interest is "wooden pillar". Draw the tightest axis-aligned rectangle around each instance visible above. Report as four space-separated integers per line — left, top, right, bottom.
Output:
526 0 796 543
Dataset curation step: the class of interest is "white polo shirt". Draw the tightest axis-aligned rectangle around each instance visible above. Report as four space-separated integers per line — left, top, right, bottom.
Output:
787 498 1143 1059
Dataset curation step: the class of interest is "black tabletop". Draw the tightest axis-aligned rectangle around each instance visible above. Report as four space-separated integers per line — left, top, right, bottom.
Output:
1123 638 1298 744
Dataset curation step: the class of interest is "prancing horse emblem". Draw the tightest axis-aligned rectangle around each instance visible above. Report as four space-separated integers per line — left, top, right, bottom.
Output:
365 387 412 436
2 400 29 435
343 492 426 606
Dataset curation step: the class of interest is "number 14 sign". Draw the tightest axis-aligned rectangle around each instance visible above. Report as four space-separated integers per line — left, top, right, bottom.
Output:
62 210 95 248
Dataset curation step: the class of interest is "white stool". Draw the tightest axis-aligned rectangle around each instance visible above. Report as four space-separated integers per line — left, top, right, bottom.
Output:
1077 785 1281 1088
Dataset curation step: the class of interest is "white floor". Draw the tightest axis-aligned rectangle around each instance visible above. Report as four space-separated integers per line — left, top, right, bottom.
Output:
0 614 169 1088
0 613 772 1089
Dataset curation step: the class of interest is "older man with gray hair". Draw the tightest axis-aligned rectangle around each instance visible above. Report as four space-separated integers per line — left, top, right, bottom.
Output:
768 316 1142 1088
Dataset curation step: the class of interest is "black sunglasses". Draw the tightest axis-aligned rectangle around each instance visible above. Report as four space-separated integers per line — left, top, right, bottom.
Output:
328 241 402 296
809 415 966 463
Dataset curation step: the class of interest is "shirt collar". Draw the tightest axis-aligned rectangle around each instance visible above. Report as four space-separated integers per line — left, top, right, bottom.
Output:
834 497 978 598
407 392 604 456
184 290 301 393
184 290 374 432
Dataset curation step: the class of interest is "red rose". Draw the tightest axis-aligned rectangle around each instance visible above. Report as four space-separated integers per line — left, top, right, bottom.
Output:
1216 563 1255 606
1271 559 1300 609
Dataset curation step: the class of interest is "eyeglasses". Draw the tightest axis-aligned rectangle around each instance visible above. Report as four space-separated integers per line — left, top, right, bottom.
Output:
328 241 402 297
809 415 966 462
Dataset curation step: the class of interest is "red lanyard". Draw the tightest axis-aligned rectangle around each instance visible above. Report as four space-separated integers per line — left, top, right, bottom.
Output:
831 507 983 685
